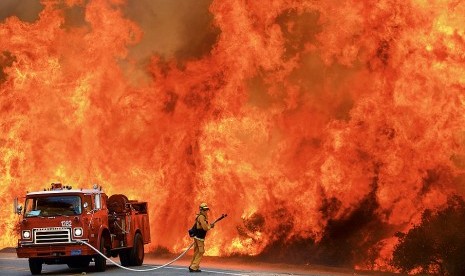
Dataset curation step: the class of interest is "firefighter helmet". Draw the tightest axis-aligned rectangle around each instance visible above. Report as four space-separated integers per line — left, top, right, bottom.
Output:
199 203 209 210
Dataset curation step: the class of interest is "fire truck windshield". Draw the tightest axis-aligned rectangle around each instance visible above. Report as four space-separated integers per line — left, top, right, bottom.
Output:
24 195 82 217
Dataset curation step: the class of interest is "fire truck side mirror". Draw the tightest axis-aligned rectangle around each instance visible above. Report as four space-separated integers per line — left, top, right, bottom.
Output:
14 198 23 215
95 193 102 210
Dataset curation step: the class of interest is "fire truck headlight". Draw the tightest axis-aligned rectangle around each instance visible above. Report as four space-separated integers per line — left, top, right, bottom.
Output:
73 227 83 237
22 230 31 239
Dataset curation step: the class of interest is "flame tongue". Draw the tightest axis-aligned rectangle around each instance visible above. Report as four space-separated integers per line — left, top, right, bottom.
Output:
1 0 465 270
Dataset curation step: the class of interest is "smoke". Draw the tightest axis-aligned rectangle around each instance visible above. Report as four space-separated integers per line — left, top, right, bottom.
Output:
125 0 218 61
0 0 43 23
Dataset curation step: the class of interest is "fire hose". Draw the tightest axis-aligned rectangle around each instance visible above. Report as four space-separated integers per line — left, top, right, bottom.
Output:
76 214 228 272
77 240 194 272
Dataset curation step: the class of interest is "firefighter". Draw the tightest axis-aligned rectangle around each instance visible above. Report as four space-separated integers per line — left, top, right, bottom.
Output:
189 202 215 273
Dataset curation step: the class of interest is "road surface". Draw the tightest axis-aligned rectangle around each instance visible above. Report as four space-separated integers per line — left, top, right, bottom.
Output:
0 248 392 276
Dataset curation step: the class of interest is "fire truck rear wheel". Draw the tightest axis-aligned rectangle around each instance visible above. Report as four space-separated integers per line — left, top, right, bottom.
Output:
28 258 42 275
129 233 144 266
94 236 107 272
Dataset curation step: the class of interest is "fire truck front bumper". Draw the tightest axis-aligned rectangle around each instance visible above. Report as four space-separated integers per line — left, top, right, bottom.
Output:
16 240 95 259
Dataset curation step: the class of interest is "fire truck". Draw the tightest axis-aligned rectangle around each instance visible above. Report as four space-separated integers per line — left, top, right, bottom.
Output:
14 183 151 275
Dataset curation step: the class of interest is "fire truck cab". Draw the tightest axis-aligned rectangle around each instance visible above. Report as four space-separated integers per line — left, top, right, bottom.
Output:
14 183 151 275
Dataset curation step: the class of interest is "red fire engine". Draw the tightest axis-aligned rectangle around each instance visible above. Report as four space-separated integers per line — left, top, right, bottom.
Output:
14 183 151 275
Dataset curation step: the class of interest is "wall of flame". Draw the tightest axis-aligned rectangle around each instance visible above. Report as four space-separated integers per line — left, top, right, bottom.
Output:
1 0 465 270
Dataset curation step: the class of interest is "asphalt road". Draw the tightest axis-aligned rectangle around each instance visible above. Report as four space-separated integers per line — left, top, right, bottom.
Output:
0 259 251 276
0 255 328 276
0 257 256 276
0 250 385 276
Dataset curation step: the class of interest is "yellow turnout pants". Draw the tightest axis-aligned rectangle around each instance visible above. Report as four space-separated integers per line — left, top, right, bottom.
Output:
189 238 205 270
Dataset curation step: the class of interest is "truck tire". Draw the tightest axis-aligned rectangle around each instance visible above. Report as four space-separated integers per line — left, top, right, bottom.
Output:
94 236 107 272
29 258 42 275
129 233 144 266
119 249 131 267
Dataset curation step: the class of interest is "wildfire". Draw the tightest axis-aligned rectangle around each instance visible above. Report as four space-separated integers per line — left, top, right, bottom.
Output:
1 0 465 272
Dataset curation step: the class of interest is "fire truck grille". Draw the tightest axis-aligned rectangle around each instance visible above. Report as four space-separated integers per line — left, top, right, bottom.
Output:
34 227 71 244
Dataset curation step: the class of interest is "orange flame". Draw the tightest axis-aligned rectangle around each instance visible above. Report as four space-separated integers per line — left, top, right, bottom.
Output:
1 0 465 271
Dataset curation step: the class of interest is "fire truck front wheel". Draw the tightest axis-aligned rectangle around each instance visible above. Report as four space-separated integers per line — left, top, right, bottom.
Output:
94 236 107 272
28 258 42 275
129 233 144 266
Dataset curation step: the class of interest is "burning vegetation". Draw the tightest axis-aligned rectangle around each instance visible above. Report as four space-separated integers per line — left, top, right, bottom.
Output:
392 195 465 275
1 0 465 273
